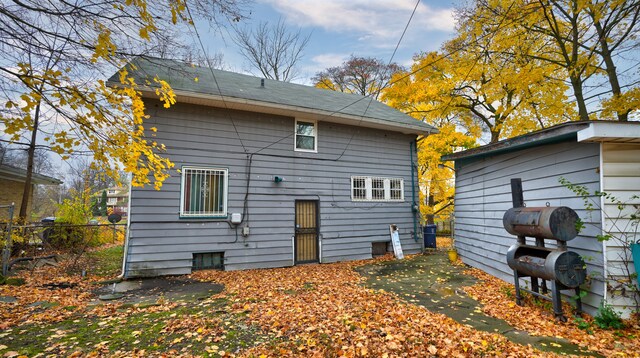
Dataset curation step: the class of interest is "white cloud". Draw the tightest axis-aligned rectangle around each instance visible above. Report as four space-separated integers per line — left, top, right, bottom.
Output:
310 53 350 68
261 0 455 47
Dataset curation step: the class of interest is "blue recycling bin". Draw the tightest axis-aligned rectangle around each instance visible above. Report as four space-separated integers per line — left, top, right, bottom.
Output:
423 224 437 249
632 242 640 289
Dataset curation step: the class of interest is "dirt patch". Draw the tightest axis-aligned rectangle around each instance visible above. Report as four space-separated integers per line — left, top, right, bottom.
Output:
94 276 224 304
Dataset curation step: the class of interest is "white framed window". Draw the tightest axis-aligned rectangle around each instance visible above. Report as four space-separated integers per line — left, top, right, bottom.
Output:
295 119 317 152
351 176 404 202
389 178 403 200
107 198 118 205
180 167 228 217
352 176 367 200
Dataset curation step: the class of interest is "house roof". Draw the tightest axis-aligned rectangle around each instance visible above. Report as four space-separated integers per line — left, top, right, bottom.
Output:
0 164 62 185
107 57 437 136
443 121 640 163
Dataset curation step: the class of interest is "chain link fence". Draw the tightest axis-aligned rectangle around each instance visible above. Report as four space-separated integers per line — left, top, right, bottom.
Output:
2 204 126 276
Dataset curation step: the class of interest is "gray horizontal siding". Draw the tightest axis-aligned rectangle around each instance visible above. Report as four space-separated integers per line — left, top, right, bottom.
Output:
453 140 604 315
125 100 421 277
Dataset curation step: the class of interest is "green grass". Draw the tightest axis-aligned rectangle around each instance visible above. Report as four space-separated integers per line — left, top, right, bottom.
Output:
0 298 274 357
87 245 124 277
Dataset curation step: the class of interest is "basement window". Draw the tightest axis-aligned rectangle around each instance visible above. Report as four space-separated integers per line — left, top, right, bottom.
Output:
192 252 224 270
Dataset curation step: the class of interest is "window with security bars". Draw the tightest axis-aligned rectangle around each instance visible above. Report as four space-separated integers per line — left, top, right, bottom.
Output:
352 176 367 200
180 167 228 217
371 178 385 200
351 176 404 202
390 178 403 200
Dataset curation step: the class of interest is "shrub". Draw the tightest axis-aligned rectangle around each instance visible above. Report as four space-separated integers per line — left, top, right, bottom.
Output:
594 302 624 329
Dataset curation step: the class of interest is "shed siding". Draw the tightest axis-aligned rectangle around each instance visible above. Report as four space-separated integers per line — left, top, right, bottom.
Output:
602 143 640 318
125 101 421 277
453 140 604 314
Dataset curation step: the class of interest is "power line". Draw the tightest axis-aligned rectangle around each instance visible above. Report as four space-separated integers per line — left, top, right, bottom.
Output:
336 0 422 161
184 2 248 154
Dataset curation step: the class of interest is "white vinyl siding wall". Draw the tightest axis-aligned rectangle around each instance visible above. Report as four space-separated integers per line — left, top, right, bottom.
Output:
602 143 640 318
453 140 604 315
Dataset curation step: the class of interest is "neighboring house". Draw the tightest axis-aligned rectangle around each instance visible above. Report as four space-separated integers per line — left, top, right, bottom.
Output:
109 58 437 277
106 187 129 215
443 121 640 317
0 164 62 220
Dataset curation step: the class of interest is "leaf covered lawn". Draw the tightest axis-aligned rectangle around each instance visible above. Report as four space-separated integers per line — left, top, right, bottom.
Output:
2 249 637 357
464 268 640 357
192 257 544 357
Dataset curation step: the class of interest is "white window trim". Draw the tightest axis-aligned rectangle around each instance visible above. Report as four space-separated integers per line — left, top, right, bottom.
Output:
351 176 404 202
294 119 318 153
180 166 229 218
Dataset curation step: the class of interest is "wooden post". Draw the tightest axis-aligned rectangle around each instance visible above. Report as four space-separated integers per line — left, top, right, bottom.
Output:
2 203 15 276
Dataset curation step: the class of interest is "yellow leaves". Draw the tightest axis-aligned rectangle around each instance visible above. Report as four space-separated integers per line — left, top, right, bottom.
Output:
91 23 116 63
169 0 187 24
153 77 176 109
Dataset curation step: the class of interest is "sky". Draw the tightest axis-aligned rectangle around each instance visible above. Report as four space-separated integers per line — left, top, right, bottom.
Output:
1 0 462 184
196 0 461 84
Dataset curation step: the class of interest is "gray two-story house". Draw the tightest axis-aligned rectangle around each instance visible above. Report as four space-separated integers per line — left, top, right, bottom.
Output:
110 58 436 277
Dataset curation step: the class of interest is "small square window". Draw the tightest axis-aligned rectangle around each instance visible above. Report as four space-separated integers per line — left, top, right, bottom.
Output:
295 119 317 152
390 179 404 200
372 178 385 200
192 252 224 270
352 176 367 200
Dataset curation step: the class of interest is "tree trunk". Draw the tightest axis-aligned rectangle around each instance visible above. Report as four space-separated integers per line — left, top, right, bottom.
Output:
594 20 628 121
569 75 590 121
18 101 41 222
490 129 500 143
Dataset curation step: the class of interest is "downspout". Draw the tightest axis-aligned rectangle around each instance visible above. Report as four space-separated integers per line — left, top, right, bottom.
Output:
119 179 134 279
410 140 418 242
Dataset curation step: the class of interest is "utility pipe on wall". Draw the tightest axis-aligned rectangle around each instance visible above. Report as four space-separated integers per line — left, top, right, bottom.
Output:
410 140 418 242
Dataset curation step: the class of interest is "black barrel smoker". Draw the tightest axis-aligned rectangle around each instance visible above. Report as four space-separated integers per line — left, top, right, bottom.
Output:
503 179 587 321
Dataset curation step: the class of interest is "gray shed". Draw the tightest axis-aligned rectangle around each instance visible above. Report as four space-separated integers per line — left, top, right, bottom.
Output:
444 121 640 317
109 58 437 277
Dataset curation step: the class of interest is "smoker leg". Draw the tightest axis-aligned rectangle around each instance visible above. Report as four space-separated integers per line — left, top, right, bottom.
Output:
551 281 566 322
513 270 523 306
541 279 548 294
531 277 540 294
574 287 583 317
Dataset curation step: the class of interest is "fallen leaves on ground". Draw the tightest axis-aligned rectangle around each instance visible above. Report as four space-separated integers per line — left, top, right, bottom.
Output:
193 257 546 357
464 268 640 357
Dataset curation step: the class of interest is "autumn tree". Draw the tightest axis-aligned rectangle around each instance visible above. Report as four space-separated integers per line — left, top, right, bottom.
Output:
471 0 640 121
417 125 476 222
233 18 310 82
313 56 403 99
0 0 248 220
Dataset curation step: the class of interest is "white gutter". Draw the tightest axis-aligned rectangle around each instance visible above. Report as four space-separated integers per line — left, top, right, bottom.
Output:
119 178 134 279
598 142 608 303
577 122 640 142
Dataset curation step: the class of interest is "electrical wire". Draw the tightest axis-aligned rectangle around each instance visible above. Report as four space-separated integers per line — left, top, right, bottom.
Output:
184 2 248 154
335 0 421 161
